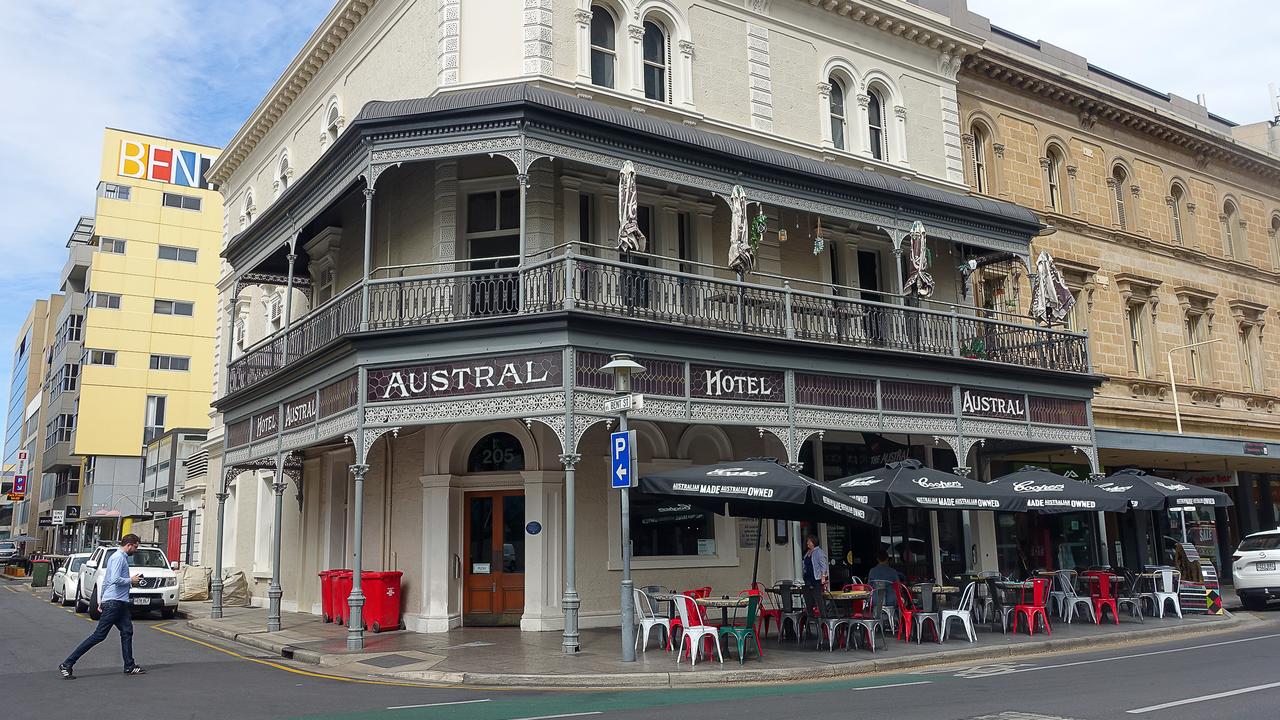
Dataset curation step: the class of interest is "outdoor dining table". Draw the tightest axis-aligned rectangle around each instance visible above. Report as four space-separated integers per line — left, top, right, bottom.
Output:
911 584 960 612
696 595 750 626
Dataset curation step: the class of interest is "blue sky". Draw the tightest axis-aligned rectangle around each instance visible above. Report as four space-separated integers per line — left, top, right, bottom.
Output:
0 0 1275 454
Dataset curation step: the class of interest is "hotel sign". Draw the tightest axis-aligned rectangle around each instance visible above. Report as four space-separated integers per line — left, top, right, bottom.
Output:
690 364 785 403
961 388 1027 421
118 139 217 189
251 408 280 442
367 352 562 402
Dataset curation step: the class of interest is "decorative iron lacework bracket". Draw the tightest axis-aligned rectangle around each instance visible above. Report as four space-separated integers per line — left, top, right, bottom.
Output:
345 426 401 465
222 453 304 510
1071 444 1100 474
525 415 613 456
757 426 824 467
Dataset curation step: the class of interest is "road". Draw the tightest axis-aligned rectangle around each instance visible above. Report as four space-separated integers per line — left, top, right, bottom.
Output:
3 578 1279 720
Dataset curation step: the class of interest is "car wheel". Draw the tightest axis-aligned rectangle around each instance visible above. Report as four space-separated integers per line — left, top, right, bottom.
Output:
161 606 177 620
51 587 59 603
88 590 101 621
74 587 87 613
62 587 75 607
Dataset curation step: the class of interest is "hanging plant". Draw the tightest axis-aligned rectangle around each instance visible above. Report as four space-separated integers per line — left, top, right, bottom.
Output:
812 217 825 255
749 207 767 251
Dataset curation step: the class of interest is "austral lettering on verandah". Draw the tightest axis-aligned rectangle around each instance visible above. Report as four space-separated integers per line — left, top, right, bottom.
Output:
366 352 562 402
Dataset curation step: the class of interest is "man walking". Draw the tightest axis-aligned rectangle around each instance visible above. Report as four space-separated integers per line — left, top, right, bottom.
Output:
59 534 146 678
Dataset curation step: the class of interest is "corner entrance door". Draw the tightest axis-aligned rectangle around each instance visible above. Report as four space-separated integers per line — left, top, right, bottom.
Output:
463 491 526 626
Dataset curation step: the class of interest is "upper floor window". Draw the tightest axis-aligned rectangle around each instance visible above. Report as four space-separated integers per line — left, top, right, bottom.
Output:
1111 165 1128 230
642 20 668 102
1239 323 1262 390
154 299 194 317
149 354 190 371
867 88 886 161
1183 311 1210 383
100 183 131 201
88 292 121 310
243 191 256 226
234 317 246 350
1168 184 1187 245
158 245 198 263
1045 145 1065 212
970 123 992 194
1270 214 1280 266
84 349 116 366
1221 200 1242 260
276 152 291 194
829 77 848 151
162 192 202 211
589 5 617 89
99 237 126 254
324 99 343 145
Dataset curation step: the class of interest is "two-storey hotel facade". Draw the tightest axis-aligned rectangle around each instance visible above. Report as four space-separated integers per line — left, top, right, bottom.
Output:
208 0 1100 645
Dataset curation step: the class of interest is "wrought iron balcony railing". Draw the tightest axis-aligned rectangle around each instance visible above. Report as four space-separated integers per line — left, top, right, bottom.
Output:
226 254 1090 394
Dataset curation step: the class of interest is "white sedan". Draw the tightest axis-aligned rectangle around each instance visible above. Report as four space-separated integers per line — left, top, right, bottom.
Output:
51 552 91 607
1233 529 1280 611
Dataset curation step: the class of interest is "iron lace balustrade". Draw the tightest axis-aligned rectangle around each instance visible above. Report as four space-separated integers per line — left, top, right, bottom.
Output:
224 255 1090 394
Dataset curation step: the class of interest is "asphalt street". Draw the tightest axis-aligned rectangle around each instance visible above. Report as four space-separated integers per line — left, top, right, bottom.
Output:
3 577 1278 720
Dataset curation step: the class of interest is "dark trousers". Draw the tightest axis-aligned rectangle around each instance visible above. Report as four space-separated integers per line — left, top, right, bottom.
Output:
64 600 135 670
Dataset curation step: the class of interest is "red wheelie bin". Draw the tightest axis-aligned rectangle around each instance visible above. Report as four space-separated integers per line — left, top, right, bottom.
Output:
331 570 353 626
361 571 404 633
318 570 336 622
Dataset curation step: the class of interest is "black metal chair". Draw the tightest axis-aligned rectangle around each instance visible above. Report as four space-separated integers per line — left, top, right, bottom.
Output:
774 581 807 642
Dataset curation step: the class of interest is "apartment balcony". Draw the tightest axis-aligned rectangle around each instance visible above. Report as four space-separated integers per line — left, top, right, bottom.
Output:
226 252 1089 395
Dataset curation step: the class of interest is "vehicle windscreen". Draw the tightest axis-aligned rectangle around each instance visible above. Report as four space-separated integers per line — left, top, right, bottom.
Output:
1239 535 1280 552
128 549 170 568
69 558 86 572
0 543 15 551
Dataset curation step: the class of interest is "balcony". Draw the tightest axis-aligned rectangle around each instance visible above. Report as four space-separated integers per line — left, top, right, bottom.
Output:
227 252 1090 395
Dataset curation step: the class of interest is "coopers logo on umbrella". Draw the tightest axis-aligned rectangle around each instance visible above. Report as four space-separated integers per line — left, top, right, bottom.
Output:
1155 481 1191 492
913 477 964 490
1012 480 1065 493
840 476 883 488
706 468 768 477
1097 483 1131 493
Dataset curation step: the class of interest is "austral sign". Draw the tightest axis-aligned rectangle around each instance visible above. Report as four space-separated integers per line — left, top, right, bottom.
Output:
367 352 562 402
283 392 319 431
690 364 785 403
961 388 1027 421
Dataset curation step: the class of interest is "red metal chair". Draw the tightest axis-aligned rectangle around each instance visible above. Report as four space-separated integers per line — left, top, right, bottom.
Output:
1088 574 1120 625
1011 578 1052 636
750 582 783 641
893 581 919 642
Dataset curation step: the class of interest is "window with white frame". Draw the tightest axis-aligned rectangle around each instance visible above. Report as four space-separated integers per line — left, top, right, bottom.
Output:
642 19 669 103
325 100 342 144
867 88 886 161
1045 145 1066 212
1221 200 1243 260
1168 184 1187 245
276 152 291 194
1111 165 1129 230
145 394 166 444
234 317 246 349
1183 310 1211 383
589 4 617 89
84 349 115 366
1125 301 1149 376
829 77 848 151
99 237 126 254
1271 214 1280 267
970 122 992 194
88 292 121 310
100 183 131 201
1239 323 1262 391
242 191 255 226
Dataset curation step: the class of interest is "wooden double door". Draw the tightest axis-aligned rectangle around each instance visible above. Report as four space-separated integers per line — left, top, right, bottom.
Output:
463 490 526 625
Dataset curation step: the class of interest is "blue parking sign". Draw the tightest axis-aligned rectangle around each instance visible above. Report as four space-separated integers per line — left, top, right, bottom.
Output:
611 430 635 489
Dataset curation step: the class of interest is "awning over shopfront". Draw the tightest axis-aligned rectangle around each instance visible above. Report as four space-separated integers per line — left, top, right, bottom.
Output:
638 460 880 527
1098 469 1234 510
828 459 1018 511
990 466 1130 513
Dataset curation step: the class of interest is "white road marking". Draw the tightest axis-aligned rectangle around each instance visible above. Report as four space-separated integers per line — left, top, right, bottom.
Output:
507 713 602 720
963 632 1280 678
387 699 491 710
852 680 932 691
1126 681 1280 713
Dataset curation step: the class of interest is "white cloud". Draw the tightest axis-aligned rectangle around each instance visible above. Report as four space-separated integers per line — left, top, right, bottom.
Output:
966 0 1280 124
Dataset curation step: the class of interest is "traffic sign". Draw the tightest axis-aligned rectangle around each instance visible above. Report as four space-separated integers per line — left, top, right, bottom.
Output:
603 394 645 413
52 510 65 526
611 430 636 489
12 475 26 495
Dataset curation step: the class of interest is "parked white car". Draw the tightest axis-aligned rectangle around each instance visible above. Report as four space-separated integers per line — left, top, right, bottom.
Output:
0 540 19 563
76 544 179 620
1232 529 1280 610
50 552 90 606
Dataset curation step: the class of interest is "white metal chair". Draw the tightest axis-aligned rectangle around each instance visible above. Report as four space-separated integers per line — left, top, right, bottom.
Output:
1145 569 1183 619
673 594 722 666
1048 570 1076 617
940 581 978 643
634 588 671 653
1059 574 1097 624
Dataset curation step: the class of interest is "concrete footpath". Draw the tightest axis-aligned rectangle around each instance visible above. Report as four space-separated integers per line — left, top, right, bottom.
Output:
184 602 1249 688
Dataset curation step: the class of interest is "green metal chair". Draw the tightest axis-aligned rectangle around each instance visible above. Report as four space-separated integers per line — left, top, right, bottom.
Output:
717 593 761 665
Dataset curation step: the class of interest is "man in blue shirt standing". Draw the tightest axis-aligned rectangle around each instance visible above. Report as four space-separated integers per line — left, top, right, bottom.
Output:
60 534 146 678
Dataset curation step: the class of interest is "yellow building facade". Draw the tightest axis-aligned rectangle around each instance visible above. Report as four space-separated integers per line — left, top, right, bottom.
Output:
68 129 221 540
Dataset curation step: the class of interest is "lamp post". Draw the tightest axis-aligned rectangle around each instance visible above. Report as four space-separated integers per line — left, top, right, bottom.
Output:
1167 338 1222 434
600 353 645 663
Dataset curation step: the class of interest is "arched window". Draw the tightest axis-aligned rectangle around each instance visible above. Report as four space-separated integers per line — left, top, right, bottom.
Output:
1168 184 1187 245
1111 165 1128 230
1045 145 1065 212
1221 200 1240 259
867 88 885 161
829 77 848 151
589 4 616 88
325 104 341 143
642 19 669 102
970 123 991 194
276 153 290 194
1271 214 1280 265
467 432 525 472
242 190 255 226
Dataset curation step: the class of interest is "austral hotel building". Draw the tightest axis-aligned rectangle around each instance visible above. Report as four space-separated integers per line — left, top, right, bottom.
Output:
206 0 1102 647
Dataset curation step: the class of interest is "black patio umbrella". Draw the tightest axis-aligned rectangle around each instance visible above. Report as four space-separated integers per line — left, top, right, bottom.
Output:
638 460 880 584
827 459 1020 511
990 466 1131 513
1097 468 1234 511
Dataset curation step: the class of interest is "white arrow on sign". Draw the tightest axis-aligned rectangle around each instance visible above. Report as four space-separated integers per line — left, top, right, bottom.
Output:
615 463 628 484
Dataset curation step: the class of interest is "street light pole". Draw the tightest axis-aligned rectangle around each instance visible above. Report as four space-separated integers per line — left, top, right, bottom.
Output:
600 353 645 663
1167 338 1222 434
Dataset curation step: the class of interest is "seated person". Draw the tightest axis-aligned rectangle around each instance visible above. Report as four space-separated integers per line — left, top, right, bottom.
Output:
867 550 905 605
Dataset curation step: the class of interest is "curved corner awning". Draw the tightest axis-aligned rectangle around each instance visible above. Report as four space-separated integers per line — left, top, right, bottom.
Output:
639 460 880 527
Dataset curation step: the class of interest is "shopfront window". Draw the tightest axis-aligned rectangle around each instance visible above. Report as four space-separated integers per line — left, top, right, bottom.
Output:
630 497 715 557
996 511 1100 577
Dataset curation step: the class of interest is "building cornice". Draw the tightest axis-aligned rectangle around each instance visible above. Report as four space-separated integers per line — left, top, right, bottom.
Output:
207 0 378 188
964 48 1280 183
805 0 980 62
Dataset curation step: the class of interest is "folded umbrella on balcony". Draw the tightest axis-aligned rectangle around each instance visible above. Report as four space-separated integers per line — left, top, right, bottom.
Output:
901 221 935 299
989 466 1130 513
1096 468 1234 510
615 160 647 254
827 459 1020 511
726 185 755 275
1030 251 1075 326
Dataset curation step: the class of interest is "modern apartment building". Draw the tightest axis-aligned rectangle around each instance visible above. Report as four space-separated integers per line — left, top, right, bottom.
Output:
47 129 222 550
